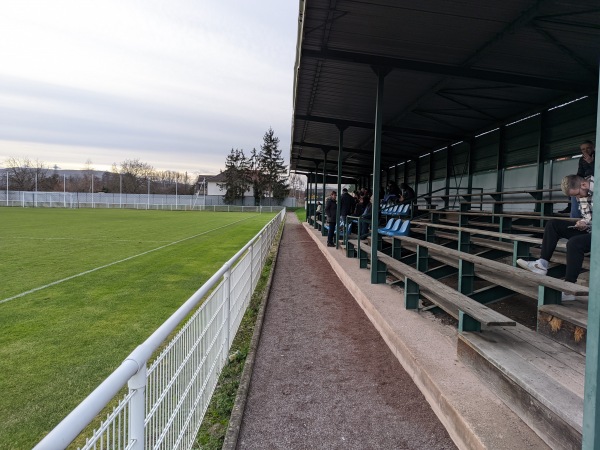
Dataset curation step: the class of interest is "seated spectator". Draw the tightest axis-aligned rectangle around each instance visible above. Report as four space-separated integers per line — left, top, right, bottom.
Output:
360 195 372 238
315 201 322 220
517 174 593 301
353 195 365 216
383 181 401 204
399 183 416 205
561 140 594 217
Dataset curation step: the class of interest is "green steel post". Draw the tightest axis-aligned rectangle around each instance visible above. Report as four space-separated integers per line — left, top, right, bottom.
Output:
425 225 436 243
445 146 452 210
370 68 388 284
582 86 600 450
335 127 345 248
513 241 531 266
458 230 471 253
499 217 512 235
392 237 402 260
535 112 547 214
459 311 481 333
405 277 419 309
459 260 475 295
538 285 561 307
321 152 328 236
416 245 429 272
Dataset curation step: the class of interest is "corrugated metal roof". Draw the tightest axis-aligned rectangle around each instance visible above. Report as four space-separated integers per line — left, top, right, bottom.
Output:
290 0 600 179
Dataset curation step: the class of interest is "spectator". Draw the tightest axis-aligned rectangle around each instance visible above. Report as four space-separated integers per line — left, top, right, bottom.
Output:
517 174 593 301
315 201 322 220
383 181 400 204
339 188 355 223
399 183 416 205
561 140 595 217
353 193 365 216
360 195 372 238
325 191 337 247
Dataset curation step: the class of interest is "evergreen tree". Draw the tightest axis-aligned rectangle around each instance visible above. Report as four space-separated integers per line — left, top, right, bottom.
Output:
248 148 265 206
258 127 289 205
219 148 250 204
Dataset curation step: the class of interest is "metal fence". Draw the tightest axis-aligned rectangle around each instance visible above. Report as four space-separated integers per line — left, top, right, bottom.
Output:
0 190 297 209
34 209 285 450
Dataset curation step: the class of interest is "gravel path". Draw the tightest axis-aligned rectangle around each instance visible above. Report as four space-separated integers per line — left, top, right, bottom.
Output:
236 213 456 449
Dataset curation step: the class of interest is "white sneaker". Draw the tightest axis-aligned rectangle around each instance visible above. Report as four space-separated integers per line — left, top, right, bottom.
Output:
516 259 548 275
561 293 576 302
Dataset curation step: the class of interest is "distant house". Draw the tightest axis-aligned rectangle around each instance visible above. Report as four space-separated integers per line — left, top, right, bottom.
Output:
195 173 253 198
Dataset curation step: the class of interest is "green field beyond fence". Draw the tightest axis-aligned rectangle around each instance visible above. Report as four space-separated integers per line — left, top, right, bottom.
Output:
0 208 276 449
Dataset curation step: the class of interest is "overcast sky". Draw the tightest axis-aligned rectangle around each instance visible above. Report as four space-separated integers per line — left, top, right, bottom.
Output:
0 0 298 175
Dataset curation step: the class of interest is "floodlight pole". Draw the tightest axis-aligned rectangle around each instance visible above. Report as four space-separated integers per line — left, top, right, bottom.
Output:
6 172 9 206
63 174 66 208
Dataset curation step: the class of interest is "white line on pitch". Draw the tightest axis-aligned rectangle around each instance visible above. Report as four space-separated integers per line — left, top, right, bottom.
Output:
0 215 257 305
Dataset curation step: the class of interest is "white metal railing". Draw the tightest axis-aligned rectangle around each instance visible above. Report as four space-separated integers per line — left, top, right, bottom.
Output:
0 190 295 209
34 208 285 450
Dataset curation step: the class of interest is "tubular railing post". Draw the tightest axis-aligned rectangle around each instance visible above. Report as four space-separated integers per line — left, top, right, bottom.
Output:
223 266 232 359
128 364 148 450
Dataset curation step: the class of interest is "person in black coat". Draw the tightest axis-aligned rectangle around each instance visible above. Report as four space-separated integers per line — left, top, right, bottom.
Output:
399 183 416 205
339 188 355 223
324 191 337 247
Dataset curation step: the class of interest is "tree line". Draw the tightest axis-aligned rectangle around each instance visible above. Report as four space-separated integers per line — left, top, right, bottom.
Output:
2 157 194 195
219 128 290 205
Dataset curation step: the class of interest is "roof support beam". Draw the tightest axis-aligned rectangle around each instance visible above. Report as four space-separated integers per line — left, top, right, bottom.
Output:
294 113 465 140
301 48 594 92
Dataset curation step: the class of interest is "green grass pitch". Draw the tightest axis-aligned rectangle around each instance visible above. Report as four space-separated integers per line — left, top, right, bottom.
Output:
0 208 277 449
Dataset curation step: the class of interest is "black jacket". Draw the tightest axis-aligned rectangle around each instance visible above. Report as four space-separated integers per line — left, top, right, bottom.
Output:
340 192 355 217
325 197 337 223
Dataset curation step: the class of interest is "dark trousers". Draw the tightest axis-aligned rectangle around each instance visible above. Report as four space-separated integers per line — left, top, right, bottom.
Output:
541 219 591 282
327 222 336 245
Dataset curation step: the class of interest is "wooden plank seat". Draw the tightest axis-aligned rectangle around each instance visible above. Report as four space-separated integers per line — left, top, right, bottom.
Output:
354 241 516 331
410 221 591 271
460 199 567 204
458 324 584 448
383 235 588 306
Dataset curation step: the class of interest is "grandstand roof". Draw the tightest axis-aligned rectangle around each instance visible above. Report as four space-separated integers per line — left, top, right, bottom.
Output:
290 0 600 179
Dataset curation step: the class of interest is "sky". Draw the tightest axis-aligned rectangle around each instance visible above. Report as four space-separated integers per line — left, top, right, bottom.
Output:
0 0 299 175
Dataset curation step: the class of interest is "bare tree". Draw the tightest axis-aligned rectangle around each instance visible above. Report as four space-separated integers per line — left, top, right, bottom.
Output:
4 157 49 191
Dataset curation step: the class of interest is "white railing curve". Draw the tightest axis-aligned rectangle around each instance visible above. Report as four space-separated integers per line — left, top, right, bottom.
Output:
34 208 286 450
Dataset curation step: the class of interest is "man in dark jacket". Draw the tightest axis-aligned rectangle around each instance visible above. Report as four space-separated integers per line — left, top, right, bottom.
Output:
325 191 337 247
339 188 355 223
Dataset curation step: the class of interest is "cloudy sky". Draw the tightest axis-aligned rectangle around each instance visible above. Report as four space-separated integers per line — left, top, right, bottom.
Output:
0 0 298 175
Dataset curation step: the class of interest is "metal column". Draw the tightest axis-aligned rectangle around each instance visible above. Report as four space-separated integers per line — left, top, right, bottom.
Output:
370 68 388 283
582 74 600 449
336 126 346 248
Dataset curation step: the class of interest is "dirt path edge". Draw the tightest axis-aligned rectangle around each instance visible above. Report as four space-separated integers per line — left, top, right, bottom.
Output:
222 218 286 450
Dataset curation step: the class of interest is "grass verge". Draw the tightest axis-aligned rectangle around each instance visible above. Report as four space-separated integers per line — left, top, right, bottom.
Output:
193 223 282 449
293 207 306 223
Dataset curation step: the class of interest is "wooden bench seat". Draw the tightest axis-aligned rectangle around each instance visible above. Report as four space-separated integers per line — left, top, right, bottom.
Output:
458 323 584 448
354 241 516 331
386 235 588 305
410 221 591 270
460 199 567 204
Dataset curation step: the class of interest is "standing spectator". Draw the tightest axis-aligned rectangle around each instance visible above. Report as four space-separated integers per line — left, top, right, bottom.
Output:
339 188 355 223
399 183 416 205
517 174 593 301
562 140 595 217
325 191 337 247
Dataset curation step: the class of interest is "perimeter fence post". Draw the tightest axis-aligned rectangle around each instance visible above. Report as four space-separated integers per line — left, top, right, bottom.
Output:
128 364 148 450
223 266 232 360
